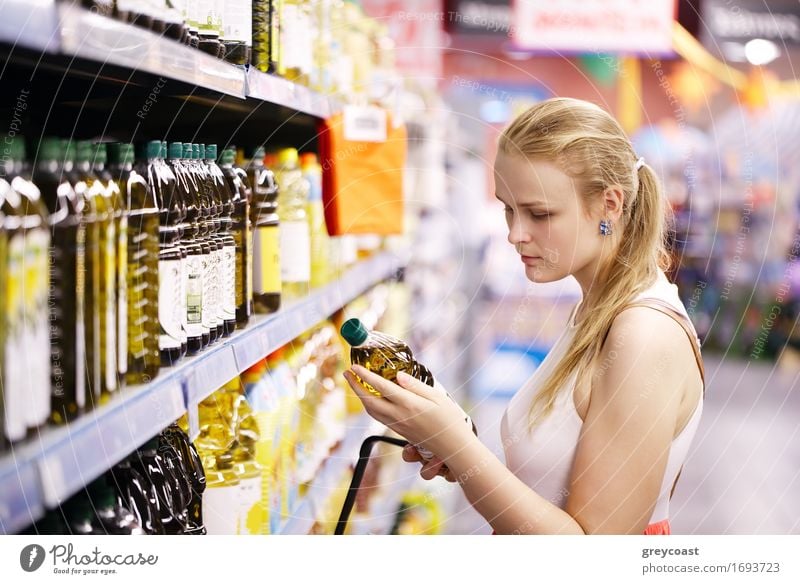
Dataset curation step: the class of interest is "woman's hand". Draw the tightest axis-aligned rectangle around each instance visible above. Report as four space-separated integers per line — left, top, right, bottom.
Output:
342 365 475 463
401 444 457 482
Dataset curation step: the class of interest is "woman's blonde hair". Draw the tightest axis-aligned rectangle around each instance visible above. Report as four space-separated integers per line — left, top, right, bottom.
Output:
498 97 673 428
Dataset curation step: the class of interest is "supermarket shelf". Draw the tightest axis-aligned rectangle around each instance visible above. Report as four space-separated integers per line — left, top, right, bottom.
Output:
57 2 245 98
244 68 335 118
1 2 340 115
278 414 385 535
0 252 402 533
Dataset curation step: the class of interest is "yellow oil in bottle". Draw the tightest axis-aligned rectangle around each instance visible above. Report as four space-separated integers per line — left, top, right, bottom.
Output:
33 138 86 424
300 152 329 288
82 142 118 404
247 147 281 313
109 143 160 385
275 148 310 301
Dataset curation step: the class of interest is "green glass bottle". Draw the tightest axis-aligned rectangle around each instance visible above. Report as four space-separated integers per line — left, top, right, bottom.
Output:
65 141 102 408
109 143 160 384
33 138 86 424
162 141 188 358
246 147 281 314
4 136 51 436
219 148 253 327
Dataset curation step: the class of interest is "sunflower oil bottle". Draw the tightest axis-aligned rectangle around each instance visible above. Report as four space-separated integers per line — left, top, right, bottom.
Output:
247 147 281 313
190 144 217 347
222 0 252 65
280 0 313 85
140 141 182 366
32 138 86 424
109 143 160 384
97 144 130 390
300 152 329 288
275 148 310 301
205 145 236 337
310 0 332 94
4 136 51 436
219 147 253 327
81 142 119 404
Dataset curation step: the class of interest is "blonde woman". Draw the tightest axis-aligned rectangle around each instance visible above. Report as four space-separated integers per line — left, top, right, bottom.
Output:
343 97 705 535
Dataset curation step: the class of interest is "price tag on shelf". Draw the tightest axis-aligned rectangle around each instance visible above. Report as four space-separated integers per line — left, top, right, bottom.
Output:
343 105 387 142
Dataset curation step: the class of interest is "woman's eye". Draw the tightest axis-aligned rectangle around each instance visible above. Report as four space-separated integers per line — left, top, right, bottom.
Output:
531 212 550 219
504 206 513 215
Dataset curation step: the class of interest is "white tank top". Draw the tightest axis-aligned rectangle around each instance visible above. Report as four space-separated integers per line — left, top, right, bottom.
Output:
501 270 704 525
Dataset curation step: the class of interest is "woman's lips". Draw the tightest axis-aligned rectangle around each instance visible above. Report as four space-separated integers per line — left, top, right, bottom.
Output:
521 255 542 265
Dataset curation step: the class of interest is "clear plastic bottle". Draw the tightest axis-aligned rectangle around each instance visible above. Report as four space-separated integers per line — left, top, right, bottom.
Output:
247 147 281 313
274 148 310 301
300 152 329 288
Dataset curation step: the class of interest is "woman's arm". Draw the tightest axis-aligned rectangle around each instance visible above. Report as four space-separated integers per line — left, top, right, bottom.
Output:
344 307 691 534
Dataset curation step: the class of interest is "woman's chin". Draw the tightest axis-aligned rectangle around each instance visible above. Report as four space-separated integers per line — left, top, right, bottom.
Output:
524 263 559 282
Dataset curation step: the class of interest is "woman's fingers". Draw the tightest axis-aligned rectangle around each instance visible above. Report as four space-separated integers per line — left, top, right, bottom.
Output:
402 444 423 463
419 457 445 481
342 370 393 422
350 365 410 403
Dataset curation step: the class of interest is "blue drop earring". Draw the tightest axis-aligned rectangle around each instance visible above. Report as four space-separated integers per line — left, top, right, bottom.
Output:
599 219 613 236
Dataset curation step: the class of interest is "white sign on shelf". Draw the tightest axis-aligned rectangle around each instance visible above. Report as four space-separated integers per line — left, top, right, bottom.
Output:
343 105 388 143
512 0 676 55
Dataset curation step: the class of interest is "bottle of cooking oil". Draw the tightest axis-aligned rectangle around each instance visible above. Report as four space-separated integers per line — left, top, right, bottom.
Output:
340 317 434 394
85 143 120 402
176 143 206 352
300 152 329 288
200 451 241 534
219 148 253 327
270 0 283 74
98 145 130 390
275 148 310 301
244 147 280 314
280 0 312 84
162 141 188 357
190 144 216 347
32 138 86 424
65 141 101 407
109 143 160 385
200 144 224 342
252 0 270 72
0 142 25 445
141 141 182 366
205 145 236 337
197 0 222 57
161 422 207 535
4 136 52 436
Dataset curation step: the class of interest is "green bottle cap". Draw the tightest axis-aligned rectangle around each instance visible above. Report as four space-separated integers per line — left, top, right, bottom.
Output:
38 138 61 162
92 143 107 165
340 318 368 346
161 140 168 159
76 141 92 163
168 142 183 160
146 140 161 160
198 144 206 160
205 144 217 160
182 143 193 159
122 143 135 165
253 146 266 159
106 142 122 163
62 140 77 163
220 148 235 165
192 144 200 160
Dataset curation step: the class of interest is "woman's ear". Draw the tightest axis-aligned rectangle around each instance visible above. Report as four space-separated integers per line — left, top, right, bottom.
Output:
601 185 625 222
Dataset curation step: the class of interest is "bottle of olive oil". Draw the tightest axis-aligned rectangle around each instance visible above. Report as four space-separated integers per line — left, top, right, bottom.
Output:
219 148 253 327
200 145 226 341
98 144 130 390
252 0 270 72
162 142 188 358
109 143 160 384
193 144 219 345
246 147 281 314
32 138 86 424
65 141 102 408
139 141 182 366
5 136 51 435
81 142 118 405
0 144 22 446
176 143 206 353
206 145 236 336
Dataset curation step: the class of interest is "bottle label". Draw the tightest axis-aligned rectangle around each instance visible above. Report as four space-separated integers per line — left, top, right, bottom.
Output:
246 226 254 301
203 484 240 535
222 243 236 320
254 225 281 295
75 225 87 410
186 254 204 338
201 250 214 332
4 234 26 441
117 217 128 377
103 221 118 392
158 257 183 350
237 476 262 535
25 228 51 427
214 246 225 325
179 254 188 344
279 220 310 283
